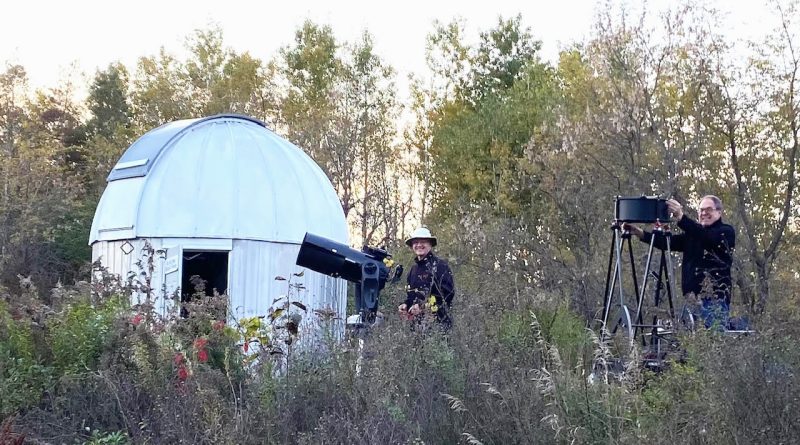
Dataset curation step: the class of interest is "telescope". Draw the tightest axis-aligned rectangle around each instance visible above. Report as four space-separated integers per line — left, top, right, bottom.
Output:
296 232 402 324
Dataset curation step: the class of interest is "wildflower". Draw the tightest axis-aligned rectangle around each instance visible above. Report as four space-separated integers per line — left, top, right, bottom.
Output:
173 353 185 366
193 338 209 350
177 365 189 382
131 313 144 326
193 338 209 363
427 295 439 313
212 320 225 331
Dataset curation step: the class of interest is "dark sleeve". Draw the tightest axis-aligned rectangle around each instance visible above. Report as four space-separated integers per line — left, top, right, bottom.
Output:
678 216 736 256
641 230 685 252
433 261 455 307
405 275 415 307
405 265 423 307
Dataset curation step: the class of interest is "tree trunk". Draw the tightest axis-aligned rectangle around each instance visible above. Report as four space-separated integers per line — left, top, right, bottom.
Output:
754 259 770 314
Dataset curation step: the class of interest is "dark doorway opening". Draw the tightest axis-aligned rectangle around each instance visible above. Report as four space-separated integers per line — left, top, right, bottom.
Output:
181 251 229 300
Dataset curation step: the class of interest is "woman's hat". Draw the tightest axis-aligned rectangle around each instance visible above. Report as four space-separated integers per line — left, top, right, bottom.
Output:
405 227 437 247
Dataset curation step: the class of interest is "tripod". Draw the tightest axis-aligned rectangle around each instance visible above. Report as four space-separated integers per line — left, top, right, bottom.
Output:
600 221 677 348
632 223 677 338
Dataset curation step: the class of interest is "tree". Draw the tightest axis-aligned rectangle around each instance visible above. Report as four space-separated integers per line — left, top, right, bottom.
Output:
424 17 559 218
0 66 85 293
278 21 347 204
130 26 273 131
184 26 271 118
85 63 132 139
277 22 404 246
697 0 800 313
131 48 192 129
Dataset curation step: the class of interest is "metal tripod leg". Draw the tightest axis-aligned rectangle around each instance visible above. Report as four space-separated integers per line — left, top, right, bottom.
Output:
601 224 634 346
601 226 617 330
634 234 658 338
658 249 675 319
626 234 641 319
664 234 676 319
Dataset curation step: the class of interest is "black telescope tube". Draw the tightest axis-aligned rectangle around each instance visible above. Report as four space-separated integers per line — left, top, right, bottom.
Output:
296 232 372 283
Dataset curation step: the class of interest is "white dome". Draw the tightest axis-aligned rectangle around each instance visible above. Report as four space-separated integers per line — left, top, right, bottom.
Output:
89 114 347 245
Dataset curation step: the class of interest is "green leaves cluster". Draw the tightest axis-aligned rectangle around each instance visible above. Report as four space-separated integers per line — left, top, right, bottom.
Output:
0 301 52 416
423 16 560 218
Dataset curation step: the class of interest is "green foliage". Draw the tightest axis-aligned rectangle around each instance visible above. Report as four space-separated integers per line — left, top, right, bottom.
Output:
0 301 53 417
640 361 706 425
49 298 122 375
51 199 95 276
537 306 591 366
82 430 130 445
0 65 86 292
129 26 271 129
499 306 589 358
131 49 192 127
426 17 560 217
86 63 131 139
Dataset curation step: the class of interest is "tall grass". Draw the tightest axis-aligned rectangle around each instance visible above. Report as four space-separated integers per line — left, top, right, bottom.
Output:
1 260 798 444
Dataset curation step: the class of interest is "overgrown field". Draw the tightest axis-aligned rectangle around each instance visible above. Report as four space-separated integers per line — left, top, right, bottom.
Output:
1 262 797 445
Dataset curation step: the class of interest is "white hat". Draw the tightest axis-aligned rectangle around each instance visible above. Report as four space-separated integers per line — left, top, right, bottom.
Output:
405 227 437 247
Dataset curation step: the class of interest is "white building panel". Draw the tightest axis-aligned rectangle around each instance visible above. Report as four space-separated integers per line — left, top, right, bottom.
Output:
227 240 346 321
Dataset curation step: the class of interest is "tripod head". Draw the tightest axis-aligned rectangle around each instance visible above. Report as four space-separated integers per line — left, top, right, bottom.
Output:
650 220 672 235
610 220 634 239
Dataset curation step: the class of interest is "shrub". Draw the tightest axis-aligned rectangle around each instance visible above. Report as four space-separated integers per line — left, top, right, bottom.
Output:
49 298 123 375
0 301 53 417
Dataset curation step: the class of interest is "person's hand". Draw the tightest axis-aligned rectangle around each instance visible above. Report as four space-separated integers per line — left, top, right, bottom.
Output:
621 222 644 238
409 304 422 316
685 292 700 309
666 199 683 220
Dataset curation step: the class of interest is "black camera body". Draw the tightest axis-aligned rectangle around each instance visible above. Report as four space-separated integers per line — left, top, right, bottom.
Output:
615 196 672 223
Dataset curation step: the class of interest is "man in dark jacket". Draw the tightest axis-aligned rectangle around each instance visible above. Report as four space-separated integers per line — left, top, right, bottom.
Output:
624 195 736 329
398 227 455 327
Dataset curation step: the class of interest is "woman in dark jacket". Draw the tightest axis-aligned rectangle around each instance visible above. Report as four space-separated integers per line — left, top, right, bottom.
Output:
397 227 455 327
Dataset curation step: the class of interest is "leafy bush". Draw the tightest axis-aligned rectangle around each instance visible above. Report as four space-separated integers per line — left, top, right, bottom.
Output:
0 301 53 417
49 298 123 375
83 429 130 445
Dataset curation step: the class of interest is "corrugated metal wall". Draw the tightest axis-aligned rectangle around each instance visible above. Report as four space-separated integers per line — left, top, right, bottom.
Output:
228 239 346 334
92 238 347 334
92 238 173 313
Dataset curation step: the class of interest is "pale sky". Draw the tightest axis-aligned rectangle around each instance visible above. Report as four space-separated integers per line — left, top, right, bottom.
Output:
0 0 777 99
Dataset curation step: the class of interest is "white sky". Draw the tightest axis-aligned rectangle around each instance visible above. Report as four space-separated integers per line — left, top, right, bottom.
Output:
0 0 778 99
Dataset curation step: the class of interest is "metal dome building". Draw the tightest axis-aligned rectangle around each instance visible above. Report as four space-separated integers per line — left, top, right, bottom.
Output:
89 114 348 323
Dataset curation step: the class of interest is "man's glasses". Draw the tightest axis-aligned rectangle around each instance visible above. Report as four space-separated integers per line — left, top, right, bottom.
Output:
699 207 719 214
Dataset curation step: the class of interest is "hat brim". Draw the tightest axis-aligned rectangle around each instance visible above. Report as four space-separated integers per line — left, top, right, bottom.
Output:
405 237 437 247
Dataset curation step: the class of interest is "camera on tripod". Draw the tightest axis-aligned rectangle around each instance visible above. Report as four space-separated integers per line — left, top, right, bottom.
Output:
600 194 678 366
615 195 672 223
